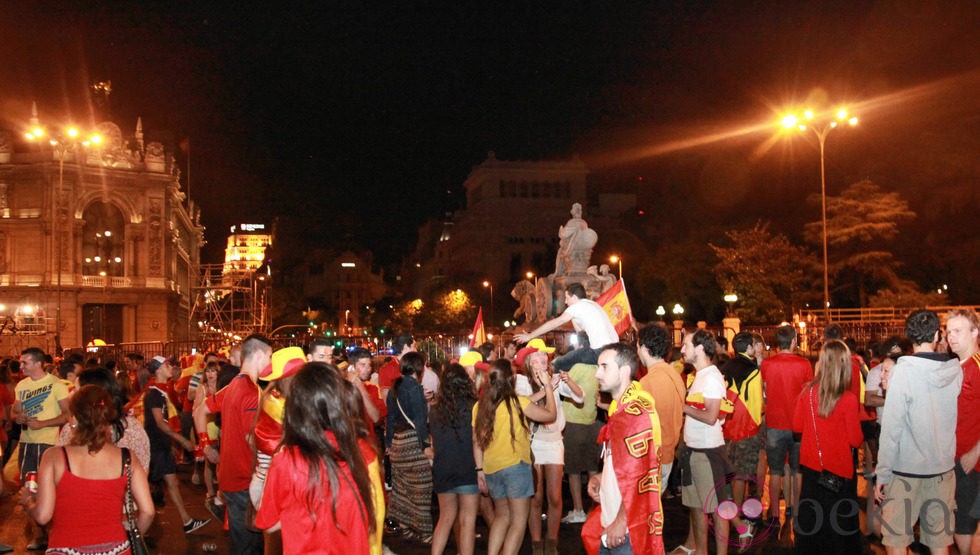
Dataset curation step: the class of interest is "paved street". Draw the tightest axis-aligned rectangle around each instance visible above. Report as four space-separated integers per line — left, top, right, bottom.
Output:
3 464 973 554
1 462 229 555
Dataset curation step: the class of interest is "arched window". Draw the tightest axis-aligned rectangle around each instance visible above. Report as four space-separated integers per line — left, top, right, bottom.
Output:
81 202 125 276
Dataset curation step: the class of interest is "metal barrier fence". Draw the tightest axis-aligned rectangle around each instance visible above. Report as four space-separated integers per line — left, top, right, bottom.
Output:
10 315 957 366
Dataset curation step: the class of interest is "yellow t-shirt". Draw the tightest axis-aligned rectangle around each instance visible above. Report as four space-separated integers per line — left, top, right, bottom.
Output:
16 373 70 445
473 396 531 475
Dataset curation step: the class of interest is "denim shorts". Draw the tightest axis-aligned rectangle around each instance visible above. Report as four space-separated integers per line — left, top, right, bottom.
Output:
484 462 533 499
445 483 480 495
765 428 800 474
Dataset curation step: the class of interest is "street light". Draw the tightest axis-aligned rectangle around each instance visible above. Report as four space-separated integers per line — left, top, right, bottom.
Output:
723 293 738 317
672 303 684 317
482 280 494 330
25 104 103 354
609 255 623 279
781 106 858 323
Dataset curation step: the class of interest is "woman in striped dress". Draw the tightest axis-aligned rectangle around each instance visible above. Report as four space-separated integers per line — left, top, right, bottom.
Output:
385 351 434 544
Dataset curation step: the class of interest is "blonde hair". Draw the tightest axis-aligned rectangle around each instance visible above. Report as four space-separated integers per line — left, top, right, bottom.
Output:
812 339 851 418
946 309 980 331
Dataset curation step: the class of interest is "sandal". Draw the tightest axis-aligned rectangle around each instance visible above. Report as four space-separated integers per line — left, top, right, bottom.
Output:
668 546 695 555
737 523 755 553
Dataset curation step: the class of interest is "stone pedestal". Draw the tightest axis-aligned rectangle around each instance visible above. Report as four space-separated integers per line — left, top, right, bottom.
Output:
722 316 741 354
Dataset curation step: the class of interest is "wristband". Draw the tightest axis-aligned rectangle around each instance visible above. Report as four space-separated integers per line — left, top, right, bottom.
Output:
475 467 483 472
197 432 212 447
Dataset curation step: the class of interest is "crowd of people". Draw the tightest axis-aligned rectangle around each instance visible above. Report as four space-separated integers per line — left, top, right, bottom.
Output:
0 303 977 555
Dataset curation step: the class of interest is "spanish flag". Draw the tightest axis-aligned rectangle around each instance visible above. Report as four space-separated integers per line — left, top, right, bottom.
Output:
470 307 487 347
595 278 634 335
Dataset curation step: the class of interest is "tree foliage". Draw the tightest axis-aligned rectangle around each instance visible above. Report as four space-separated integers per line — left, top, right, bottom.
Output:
803 179 916 306
710 222 819 324
868 279 945 308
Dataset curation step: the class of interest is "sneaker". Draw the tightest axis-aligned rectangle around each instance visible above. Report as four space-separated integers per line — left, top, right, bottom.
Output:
205 497 225 521
561 509 587 524
183 517 211 534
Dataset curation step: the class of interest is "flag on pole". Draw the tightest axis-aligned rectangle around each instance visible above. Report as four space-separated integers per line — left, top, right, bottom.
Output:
470 307 487 347
595 278 634 335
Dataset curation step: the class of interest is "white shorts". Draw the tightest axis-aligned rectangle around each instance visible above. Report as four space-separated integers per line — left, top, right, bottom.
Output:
531 438 565 466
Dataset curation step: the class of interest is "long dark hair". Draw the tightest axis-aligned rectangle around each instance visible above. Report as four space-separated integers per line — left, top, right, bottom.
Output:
430 363 477 441
281 362 375 534
69 385 118 454
392 351 425 396
474 359 528 450
77 367 129 441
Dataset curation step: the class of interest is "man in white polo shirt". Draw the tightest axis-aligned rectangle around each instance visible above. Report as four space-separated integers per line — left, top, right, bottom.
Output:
674 330 752 555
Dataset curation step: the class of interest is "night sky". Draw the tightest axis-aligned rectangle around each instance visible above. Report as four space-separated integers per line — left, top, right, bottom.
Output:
2 2 977 281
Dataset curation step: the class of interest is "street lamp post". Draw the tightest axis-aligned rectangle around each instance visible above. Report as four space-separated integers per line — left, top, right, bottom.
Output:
671 303 685 346
482 280 494 330
781 108 858 324
25 106 102 354
723 293 738 317
609 255 623 279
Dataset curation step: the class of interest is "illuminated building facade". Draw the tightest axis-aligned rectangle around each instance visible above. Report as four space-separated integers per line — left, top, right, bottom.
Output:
222 223 272 278
0 117 204 351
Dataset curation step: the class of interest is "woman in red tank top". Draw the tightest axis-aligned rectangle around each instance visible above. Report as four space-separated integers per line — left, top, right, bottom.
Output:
21 385 155 553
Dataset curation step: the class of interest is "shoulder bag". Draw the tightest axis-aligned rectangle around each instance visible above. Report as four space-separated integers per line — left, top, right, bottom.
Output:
123 448 150 555
809 388 845 493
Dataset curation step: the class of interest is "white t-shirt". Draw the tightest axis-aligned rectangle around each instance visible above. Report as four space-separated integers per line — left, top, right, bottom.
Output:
866 363 884 424
421 368 440 399
683 365 726 449
532 378 584 442
564 299 618 349
599 448 622 528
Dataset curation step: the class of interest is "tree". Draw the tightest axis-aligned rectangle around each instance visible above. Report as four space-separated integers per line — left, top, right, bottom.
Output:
868 279 945 308
804 179 916 307
710 222 819 324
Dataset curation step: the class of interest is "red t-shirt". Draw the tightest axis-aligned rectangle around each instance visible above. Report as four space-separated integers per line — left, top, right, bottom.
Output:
377 358 401 390
956 355 980 471
363 381 386 422
254 435 375 554
793 388 863 479
761 353 814 430
206 374 259 491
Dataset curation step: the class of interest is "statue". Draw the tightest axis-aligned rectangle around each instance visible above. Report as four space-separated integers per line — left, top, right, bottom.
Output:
585 264 617 298
511 280 536 326
554 203 597 277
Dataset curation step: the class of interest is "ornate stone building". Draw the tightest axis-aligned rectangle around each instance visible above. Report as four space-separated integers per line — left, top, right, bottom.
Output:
0 111 204 352
299 250 388 335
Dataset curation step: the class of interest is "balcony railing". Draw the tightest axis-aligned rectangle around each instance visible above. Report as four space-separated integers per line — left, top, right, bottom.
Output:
81 275 134 288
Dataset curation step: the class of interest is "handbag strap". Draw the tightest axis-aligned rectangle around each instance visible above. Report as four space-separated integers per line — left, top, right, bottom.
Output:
396 396 416 430
808 387 826 471
122 448 138 529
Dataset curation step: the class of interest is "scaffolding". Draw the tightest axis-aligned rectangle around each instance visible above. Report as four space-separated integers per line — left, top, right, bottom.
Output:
190 263 269 341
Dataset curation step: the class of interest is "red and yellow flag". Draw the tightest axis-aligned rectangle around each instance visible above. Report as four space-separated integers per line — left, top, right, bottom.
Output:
470 307 487 347
595 278 634 335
